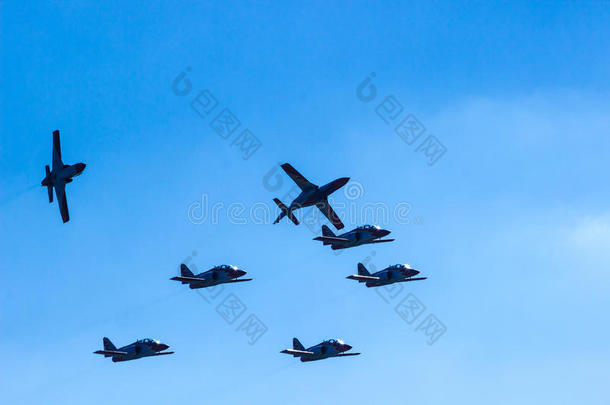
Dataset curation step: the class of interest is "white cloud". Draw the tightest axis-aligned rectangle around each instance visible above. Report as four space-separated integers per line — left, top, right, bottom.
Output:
567 213 610 251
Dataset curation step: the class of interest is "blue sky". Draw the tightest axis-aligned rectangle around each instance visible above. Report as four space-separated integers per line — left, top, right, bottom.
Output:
1 1 610 404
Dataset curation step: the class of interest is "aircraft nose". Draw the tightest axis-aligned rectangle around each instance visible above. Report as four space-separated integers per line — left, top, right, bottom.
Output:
343 344 352 351
77 163 86 172
158 343 169 351
338 177 350 187
378 229 391 237
236 270 247 277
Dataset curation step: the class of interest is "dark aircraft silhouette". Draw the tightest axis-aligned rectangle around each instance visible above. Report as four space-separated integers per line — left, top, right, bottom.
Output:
171 263 252 289
347 262 427 287
314 224 394 250
272 163 349 230
41 130 86 223
94 337 173 362
281 338 360 362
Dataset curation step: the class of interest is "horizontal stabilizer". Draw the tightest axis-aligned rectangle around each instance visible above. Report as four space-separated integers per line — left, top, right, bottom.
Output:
273 198 299 225
94 350 128 357
347 274 380 281
313 236 349 243
281 349 314 357
45 165 53 203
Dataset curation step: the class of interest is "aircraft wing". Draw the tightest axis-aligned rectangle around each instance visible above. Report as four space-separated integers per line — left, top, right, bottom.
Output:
281 163 315 191
316 200 345 230
313 236 350 243
94 350 129 356
54 181 70 223
347 274 380 281
369 239 395 244
399 277 428 282
52 130 63 171
336 352 360 357
225 278 253 283
280 349 314 356
151 351 174 356
170 276 207 283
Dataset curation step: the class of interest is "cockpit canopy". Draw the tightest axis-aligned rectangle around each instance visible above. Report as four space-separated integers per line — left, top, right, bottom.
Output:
326 339 345 345
215 264 237 270
136 338 160 344
355 225 381 231
389 264 410 269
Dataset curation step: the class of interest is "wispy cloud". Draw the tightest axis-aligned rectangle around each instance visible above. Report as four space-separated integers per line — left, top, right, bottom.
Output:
568 213 610 249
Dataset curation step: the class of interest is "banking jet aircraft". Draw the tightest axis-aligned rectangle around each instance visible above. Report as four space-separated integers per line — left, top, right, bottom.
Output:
314 224 394 250
94 337 173 362
281 338 360 362
171 263 252 289
272 163 349 230
347 262 427 287
41 130 86 223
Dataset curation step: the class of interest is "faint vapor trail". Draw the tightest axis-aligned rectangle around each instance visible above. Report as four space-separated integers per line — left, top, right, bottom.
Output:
0 183 38 206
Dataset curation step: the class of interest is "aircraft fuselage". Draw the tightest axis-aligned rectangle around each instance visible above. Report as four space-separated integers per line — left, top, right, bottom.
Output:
300 340 354 362
332 227 391 249
41 163 86 187
287 177 349 211
187 267 247 289
111 340 170 362
366 265 421 287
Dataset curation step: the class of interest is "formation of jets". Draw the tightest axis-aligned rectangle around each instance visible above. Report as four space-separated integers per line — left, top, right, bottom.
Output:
41 130 427 363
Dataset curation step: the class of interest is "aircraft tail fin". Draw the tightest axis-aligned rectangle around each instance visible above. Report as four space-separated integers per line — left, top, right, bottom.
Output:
180 264 194 284
321 225 335 245
103 337 116 357
293 338 305 353
357 263 371 276
45 165 53 203
273 198 299 225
